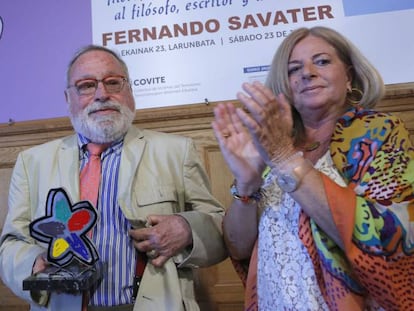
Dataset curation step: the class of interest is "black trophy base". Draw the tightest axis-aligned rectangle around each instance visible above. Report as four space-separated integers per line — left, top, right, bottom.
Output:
23 261 104 293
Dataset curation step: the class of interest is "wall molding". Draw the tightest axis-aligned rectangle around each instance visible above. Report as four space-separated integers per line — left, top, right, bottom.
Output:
1 82 414 169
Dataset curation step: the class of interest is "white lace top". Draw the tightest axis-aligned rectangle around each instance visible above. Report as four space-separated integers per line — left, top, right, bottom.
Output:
257 152 346 310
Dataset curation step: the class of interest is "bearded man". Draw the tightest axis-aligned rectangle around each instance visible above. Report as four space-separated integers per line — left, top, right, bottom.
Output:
0 45 227 311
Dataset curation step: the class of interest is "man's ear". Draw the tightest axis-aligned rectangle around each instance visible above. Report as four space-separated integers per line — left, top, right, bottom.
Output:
0 16 3 41
64 89 69 103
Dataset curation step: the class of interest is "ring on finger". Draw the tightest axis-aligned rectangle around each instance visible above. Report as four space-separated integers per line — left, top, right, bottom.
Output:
147 249 159 259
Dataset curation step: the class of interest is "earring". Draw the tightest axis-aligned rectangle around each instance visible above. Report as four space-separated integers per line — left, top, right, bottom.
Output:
347 87 363 106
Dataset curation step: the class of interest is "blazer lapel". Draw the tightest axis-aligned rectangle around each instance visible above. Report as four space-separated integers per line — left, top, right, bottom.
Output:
118 127 146 217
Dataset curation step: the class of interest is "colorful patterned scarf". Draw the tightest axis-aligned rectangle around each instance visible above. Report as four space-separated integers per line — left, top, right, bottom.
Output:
236 107 414 310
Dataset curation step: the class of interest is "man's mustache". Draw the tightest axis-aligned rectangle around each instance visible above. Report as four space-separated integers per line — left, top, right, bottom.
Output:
86 101 122 115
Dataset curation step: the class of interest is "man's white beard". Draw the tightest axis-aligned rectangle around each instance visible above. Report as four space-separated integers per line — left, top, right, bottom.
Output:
69 100 135 143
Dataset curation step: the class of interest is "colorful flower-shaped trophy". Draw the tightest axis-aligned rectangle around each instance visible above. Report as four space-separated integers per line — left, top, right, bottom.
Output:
23 188 103 310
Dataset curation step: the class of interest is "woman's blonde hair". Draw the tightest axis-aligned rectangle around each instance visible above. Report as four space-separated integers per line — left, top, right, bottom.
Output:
265 26 385 109
265 26 385 145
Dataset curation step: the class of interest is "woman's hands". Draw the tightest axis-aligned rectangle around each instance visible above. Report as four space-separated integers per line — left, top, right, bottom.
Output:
212 81 297 191
236 81 296 166
212 101 264 195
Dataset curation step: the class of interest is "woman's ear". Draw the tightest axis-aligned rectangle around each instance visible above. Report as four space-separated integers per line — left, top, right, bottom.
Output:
346 66 354 90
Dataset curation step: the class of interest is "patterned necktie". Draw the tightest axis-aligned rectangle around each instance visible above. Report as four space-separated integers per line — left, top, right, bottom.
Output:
80 143 107 208
80 143 107 311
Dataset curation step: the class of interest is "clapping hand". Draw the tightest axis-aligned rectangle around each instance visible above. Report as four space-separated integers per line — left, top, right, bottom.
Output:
212 102 265 193
236 81 295 166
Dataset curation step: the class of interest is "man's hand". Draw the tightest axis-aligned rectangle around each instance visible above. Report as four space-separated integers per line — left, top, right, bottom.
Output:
32 253 48 274
129 215 193 267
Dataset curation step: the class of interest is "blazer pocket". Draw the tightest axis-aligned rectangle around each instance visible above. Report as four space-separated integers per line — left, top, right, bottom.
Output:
134 185 179 215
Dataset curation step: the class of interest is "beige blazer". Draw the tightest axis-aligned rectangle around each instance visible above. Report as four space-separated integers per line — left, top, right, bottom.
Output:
0 127 227 311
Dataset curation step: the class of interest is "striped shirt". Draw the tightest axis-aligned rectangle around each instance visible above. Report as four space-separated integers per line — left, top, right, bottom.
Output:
78 134 136 306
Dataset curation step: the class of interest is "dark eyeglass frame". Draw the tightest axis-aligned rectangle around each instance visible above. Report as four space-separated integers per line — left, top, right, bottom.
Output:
67 75 128 96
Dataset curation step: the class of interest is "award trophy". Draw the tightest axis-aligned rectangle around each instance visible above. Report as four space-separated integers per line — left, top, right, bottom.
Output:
23 188 103 310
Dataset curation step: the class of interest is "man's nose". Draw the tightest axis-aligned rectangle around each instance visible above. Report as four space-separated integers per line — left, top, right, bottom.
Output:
94 81 110 101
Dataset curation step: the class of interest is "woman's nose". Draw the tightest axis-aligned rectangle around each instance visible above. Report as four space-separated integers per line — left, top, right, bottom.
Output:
302 64 317 80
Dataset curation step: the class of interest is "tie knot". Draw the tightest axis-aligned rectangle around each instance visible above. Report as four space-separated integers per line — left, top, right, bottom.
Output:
86 143 107 157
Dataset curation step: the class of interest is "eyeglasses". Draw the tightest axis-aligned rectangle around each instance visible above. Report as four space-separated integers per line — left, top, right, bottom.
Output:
68 75 128 96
